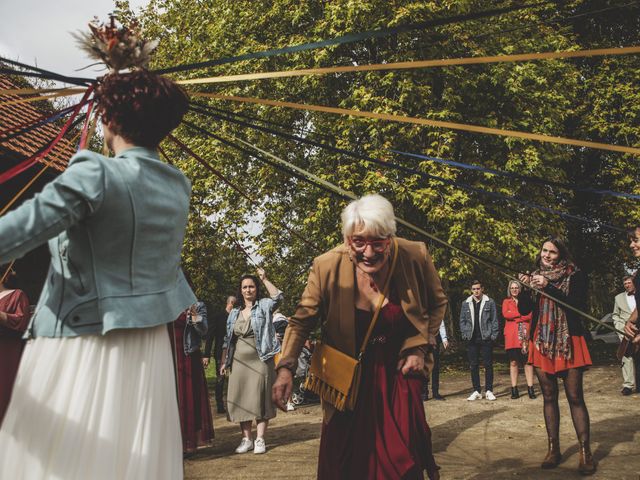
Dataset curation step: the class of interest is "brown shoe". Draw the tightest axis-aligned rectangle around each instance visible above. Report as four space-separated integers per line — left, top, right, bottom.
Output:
578 441 596 475
541 437 561 469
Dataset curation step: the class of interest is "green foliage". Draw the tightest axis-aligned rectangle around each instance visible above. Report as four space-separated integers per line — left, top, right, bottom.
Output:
135 0 639 326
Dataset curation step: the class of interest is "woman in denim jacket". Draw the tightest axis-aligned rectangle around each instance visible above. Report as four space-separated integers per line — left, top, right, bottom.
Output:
221 268 282 454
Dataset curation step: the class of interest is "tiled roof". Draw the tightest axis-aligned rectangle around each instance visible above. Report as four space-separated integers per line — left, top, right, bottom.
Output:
0 75 78 172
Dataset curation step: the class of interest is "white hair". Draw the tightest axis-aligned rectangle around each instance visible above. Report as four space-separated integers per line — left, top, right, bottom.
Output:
341 194 396 241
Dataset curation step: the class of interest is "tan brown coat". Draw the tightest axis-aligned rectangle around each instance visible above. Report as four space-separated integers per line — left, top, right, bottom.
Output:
278 237 448 421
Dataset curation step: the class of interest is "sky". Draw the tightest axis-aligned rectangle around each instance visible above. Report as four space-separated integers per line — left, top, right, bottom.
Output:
0 0 150 79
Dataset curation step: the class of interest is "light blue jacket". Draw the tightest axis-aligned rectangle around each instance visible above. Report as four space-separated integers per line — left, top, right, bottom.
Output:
0 147 196 337
224 292 283 362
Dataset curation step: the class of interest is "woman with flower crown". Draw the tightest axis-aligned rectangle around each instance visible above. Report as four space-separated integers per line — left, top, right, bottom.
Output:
0 20 193 479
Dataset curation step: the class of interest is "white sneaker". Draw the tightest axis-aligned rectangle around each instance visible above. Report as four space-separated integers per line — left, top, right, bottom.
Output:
485 390 497 401
235 438 254 454
286 401 295 412
254 437 266 454
467 391 482 401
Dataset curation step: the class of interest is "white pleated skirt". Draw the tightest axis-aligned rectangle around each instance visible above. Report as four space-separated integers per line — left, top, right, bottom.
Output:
0 324 183 480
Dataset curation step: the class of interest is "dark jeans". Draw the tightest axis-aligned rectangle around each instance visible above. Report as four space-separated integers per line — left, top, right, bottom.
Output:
467 338 494 392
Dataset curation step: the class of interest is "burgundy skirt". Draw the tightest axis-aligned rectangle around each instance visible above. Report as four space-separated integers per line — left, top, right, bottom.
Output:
169 314 214 453
317 302 438 480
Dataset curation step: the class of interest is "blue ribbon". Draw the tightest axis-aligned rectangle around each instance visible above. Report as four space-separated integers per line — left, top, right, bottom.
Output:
155 2 550 75
189 102 625 232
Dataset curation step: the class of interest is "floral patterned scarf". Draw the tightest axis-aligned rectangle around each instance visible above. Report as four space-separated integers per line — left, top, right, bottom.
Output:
533 261 576 360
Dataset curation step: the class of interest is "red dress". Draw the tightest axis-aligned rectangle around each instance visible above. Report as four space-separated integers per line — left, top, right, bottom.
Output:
0 289 30 424
317 299 438 480
502 298 532 350
168 313 214 453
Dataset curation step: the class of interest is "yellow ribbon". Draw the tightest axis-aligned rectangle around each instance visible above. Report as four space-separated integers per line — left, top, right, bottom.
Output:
0 89 87 107
191 93 640 155
178 46 640 85
0 87 84 96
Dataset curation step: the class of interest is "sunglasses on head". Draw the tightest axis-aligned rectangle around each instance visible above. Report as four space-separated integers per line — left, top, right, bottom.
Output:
349 236 390 253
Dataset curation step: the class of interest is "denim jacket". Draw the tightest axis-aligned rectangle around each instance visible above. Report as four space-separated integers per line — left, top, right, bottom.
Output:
0 148 196 337
184 301 208 355
223 292 283 362
459 295 499 341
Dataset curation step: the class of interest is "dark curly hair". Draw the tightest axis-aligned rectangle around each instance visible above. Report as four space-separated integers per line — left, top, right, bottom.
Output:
94 70 188 148
234 274 262 309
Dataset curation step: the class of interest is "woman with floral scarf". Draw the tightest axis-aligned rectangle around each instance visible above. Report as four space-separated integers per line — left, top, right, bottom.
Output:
517 237 595 476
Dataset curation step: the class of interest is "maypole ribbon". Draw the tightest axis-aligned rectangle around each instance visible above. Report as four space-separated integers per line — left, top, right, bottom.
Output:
0 88 87 108
155 1 552 75
78 101 95 150
188 123 624 336
191 93 640 156
0 86 93 186
0 123 84 217
0 57 94 85
391 150 640 201
178 45 640 85
188 104 626 231
0 104 78 143
0 261 15 285
168 132 321 252
194 102 639 201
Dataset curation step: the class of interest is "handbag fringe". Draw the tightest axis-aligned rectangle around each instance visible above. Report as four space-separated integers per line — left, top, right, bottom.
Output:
304 374 348 412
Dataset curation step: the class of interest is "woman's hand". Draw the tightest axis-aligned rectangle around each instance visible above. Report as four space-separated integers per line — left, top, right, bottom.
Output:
219 364 226 377
518 273 531 285
272 368 293 412
397 353 424 375
256 267 266 281
531 274 548 289
202 357 209 368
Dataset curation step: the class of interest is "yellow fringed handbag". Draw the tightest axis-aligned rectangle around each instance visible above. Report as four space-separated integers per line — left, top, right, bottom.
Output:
304 239 398 411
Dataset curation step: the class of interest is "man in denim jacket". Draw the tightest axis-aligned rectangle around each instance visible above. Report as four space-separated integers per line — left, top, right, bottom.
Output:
459 280 499 401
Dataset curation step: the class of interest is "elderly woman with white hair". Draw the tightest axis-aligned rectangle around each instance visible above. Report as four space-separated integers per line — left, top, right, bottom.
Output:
273 194 448 480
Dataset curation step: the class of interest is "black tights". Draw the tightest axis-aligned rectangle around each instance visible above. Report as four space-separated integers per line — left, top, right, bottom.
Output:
535 367 590 444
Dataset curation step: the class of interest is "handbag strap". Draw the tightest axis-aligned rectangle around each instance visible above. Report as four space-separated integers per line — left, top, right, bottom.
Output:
357 237 399 360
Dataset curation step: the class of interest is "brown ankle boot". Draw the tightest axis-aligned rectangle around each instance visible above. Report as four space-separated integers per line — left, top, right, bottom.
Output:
541 437 561 469
578 441 596 475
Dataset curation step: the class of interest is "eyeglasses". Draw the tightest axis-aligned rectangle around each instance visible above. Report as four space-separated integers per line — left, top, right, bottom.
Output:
349 237 390 253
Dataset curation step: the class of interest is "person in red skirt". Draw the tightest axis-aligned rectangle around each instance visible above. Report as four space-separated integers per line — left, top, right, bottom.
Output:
517 237 595 475
501 280 535 399
0 264 30 424
273 194 448 480
169 301 214 455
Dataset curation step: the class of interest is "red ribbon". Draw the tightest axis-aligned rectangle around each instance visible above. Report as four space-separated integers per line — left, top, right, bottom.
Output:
0 86 94 186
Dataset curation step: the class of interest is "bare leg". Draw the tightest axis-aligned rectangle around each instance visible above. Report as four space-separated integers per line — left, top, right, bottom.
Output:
240 420 253 439
510 360 519 387
525 364 535 387
256 419 268 439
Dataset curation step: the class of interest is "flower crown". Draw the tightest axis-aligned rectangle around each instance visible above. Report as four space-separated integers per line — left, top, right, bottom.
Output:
72 16 159 72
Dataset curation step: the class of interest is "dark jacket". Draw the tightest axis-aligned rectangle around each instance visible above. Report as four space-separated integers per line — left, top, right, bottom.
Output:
203 309 227 362
517 270 589 338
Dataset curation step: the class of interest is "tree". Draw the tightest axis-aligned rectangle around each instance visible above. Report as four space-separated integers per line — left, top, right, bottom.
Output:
130 0 639 326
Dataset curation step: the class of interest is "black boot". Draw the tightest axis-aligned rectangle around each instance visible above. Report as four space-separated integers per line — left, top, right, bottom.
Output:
527 386 537 399
510 386 520 399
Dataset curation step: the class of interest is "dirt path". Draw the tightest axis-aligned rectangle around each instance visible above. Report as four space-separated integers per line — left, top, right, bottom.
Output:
185 365 640 479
